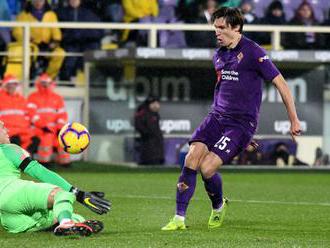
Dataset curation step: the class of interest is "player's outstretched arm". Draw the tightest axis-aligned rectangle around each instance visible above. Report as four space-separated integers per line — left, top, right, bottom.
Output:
23 160 111 214
3 144 112 215
272 74 302 141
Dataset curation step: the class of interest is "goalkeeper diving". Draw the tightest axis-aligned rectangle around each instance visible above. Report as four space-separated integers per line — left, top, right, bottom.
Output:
0 121 111 236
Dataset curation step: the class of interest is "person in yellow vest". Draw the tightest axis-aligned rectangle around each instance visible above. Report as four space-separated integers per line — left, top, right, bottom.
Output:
122 0 159 45
11 0 65 79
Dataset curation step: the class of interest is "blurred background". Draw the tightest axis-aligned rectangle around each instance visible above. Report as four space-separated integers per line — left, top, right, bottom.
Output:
0 0 330 168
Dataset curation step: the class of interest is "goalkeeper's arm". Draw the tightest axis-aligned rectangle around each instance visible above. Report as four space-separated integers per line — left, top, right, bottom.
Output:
19 157 111 215
3 143 111 214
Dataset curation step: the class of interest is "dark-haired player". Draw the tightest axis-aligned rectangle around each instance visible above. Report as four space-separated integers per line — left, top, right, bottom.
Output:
162 7 301 230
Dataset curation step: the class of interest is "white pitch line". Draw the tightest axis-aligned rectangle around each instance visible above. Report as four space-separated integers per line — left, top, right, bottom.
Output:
112 194 330 207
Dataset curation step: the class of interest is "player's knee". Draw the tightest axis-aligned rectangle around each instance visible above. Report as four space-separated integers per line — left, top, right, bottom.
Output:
184 151 202 169
54 190 75 205
200 165 216 179
48 189 75 209
47 187 61 208
200 155 223 179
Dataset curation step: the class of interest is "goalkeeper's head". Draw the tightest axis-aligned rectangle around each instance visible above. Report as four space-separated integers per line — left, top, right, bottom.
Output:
0 121 10 144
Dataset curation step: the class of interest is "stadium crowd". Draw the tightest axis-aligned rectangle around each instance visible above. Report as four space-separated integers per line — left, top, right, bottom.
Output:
0 0 330 80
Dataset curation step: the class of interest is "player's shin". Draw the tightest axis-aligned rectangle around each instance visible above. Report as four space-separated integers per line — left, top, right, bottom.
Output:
203 173 228 229
176 166 197 217
53 191 75 224
202 173 223 210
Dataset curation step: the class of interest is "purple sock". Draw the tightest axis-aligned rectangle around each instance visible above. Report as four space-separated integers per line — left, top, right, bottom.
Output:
203 173 223 209
176 167 197 217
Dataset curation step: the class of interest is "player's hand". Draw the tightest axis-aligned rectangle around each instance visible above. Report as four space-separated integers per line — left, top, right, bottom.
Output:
290 120 302 143
71 187 111 215
246 140 259 151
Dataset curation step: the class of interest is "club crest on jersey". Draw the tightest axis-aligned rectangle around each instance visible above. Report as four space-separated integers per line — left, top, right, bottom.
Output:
177 182 189 192
237 52 244 63
258 55 269 62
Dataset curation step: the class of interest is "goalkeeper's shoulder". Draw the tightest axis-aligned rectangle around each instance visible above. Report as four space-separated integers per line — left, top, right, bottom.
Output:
0 143 31 162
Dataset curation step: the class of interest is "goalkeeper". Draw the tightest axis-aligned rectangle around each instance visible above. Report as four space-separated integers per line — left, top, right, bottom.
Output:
0 121 111 236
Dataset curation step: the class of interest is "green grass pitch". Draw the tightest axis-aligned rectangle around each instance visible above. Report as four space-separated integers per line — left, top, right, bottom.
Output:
0 163 330 247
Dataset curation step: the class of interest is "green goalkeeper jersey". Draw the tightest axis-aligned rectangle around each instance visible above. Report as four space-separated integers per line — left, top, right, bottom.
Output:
0 144 72 194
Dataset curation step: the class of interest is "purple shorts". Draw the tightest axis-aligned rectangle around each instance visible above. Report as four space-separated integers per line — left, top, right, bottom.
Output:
189 113 254 164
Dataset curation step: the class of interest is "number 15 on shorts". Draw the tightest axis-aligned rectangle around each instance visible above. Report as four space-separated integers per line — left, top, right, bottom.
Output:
214 136 231 150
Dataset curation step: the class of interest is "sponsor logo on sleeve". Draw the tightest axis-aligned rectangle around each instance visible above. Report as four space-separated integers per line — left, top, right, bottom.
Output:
258 55 269 63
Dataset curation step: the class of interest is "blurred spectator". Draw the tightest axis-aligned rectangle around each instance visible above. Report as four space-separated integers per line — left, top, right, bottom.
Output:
78 0 101 15
0 0 12 23
283 0 330 23
156 0 186 48
0 0 12 45
134 96 164 165
7 0 23 18
270 142 307 167
0 75 39 155
258 0 286 45
239 0 258 40
220 0 241 7
322 9 330 49
11 0 64 79
323 154 330 166
283 1 324 50
313 147 323 166
57 0 103 80
240 0 258 24
27 73 70 166
176 0 199 23
122 0 159 46
252 0 273 19
313 147 330 166
252 0 330 22
97 0 124 49
261 1 286 25
47 0 61 9
269 142 292 167
0 0 12 76
99 0 123 22
185 0 218 48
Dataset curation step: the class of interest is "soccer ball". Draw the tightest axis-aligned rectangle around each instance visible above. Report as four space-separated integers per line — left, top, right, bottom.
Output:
58 122 90 154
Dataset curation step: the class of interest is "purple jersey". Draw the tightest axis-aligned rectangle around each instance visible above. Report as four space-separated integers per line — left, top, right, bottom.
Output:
212 36 280 131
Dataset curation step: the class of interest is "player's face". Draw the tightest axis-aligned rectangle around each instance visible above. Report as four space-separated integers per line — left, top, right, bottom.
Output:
0 121 10 144
214 17 240 47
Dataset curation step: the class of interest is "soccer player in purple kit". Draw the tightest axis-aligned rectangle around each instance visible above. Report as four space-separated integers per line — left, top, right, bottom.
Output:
162 7 301 231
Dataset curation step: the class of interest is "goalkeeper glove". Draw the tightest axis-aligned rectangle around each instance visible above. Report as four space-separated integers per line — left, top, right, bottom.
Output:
70 187 111 215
